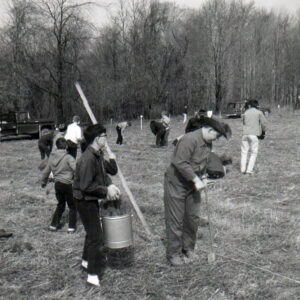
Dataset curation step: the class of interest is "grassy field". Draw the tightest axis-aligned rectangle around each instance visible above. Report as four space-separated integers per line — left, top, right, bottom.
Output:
0 110 299 299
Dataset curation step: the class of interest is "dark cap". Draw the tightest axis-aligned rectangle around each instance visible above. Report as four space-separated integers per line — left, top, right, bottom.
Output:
84 124 106 145
198 115 232 139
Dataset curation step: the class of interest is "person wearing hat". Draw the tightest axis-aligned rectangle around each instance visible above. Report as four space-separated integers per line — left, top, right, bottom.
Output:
64 115 83 159
163 116 231 266
73 124 120 287
241 100 267 174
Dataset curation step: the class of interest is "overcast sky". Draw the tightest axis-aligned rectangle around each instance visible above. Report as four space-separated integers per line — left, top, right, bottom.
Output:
1 0 300 27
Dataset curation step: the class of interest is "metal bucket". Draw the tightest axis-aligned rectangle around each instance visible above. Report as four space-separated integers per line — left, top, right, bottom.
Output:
101 214 133 249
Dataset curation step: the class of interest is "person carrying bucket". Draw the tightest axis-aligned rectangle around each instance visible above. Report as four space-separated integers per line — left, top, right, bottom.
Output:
73 124 121 287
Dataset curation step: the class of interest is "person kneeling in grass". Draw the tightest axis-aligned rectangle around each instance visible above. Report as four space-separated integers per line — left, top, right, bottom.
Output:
41 137 77 232
164 116 231 266
73 124 120 287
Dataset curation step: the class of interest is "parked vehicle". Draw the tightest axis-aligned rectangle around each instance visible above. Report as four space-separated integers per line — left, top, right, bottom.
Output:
222 101 271 118
0 111 55 140
222 102 245 118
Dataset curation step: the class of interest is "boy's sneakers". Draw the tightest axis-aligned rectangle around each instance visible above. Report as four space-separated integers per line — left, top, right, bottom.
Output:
81 260 88 270
87 274 100 286
67 228 76 233
48 225 57 231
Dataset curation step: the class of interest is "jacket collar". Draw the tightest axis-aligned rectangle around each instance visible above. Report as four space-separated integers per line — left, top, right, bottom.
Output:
87 146 103 157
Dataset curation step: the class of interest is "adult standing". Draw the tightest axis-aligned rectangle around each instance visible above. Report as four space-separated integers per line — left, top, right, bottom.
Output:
73 124 120 286
64 115 83 159
38 130 55 160
116 121 131 145
241 100 267 175
164 116 231 266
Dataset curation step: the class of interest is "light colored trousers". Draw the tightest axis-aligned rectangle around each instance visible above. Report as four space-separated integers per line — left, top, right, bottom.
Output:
241 135 259 173
183 113 187 123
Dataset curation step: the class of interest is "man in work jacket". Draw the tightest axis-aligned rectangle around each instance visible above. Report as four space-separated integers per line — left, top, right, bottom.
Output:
164 116 231 266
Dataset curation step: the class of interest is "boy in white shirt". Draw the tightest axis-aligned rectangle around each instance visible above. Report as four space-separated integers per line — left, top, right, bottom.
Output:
64 115 83 158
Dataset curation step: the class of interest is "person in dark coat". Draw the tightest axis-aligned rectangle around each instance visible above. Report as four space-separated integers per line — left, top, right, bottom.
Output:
164 116 231 266
38 130 55 160
73 124 120 287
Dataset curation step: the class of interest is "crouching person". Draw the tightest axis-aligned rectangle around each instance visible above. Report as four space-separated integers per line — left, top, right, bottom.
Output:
164 116 231 266
41 137 77 232
73 124 120 287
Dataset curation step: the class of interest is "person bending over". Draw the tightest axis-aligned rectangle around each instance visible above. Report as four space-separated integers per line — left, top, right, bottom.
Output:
116 121 131 145
164 116 231 266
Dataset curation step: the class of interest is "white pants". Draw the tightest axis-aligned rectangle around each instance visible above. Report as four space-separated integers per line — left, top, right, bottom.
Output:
183 113 187 124
241 135 259 173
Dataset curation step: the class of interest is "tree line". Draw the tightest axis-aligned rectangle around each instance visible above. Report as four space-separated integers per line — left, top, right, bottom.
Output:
0 0 299 124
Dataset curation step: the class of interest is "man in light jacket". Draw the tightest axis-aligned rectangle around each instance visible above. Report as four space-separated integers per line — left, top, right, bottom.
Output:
241 100 267 174
64 115 83 159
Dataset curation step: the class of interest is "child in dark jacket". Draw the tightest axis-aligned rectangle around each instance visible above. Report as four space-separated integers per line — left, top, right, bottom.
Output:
41 137 77 232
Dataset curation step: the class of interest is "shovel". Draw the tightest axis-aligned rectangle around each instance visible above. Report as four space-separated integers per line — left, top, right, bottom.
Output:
204 186 216 263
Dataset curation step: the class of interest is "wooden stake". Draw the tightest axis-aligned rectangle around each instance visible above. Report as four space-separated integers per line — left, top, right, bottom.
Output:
75 82 153 239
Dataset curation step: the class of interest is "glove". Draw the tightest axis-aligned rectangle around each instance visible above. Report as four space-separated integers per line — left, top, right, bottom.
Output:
192 176 206 191
107 184 121 200
41 183 47 188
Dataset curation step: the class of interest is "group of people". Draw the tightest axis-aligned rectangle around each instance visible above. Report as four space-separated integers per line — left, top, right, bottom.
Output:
37 99 267 286
40 119 121 286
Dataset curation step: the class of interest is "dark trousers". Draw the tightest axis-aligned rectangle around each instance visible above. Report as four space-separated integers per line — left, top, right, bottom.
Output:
67 140 78 159
38 144 51 160
51 181 77 229
116 126 123 145
76 199 105 275
156 128 169 146
164 176 201 258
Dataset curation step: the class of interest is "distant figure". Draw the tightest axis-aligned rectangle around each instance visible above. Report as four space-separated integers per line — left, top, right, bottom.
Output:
116 121 131 145
150 112 170 147
41 137 77 232
241 100 267 175
38 130 55 160
64 116 83 159
183 104 188 124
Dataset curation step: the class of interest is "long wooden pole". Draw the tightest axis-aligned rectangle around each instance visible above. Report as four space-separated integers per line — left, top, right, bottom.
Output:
75 82 153 238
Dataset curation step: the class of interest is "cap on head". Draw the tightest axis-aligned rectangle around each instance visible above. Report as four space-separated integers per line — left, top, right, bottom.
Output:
84 124 106 145
73 115 80 123
198 115 232 140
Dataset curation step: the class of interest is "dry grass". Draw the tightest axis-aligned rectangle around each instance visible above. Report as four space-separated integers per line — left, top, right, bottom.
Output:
0 110 299 299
